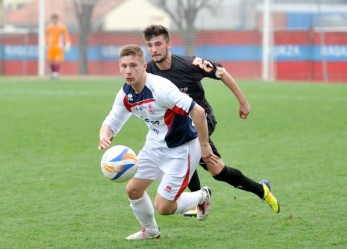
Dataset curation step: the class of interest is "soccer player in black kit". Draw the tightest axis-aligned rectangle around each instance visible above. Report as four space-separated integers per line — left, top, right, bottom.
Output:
143 25 280 216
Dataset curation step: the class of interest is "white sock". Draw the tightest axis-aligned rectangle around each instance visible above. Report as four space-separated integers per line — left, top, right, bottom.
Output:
175 190 203 214
129 192 158 231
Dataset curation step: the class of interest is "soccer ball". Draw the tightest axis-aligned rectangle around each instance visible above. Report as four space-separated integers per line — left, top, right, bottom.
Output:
100 145 138 183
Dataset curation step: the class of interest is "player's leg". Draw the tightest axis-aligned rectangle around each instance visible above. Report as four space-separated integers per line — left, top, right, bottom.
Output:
52 48 63 79
206 138 262 195
125 149 160 240
183 170 201 217
47 47 56 79
156 138 212 220
188 170 201 191
203 105 280 212
207 139 280 213
125 178 160 240
155 191 202 215
184 145 205 218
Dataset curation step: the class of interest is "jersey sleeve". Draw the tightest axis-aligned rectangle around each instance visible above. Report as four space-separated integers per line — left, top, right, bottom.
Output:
191 56 225 79
102 89 132 135
156 78 195 115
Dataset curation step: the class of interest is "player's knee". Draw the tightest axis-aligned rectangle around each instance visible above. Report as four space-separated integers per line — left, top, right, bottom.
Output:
156 207 173 215
155 201 175 215
126 184 143 200
206 159 224 175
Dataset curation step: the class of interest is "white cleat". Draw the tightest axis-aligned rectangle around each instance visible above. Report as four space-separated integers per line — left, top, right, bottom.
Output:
125 227 160 240
197 186 211 221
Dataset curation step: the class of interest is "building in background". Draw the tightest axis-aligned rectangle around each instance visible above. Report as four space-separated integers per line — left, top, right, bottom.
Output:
4 0 32 10
3 0 346 31
102 0 169 31
4 0 169 31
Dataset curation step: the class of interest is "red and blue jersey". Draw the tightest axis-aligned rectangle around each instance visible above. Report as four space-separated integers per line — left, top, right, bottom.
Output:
103 73 198 148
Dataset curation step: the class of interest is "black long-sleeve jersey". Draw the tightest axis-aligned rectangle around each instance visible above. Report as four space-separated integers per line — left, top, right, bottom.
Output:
146 54 225 118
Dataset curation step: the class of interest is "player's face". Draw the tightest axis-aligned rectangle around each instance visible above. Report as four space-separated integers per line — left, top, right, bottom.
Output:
146 35 170 63
119 55 146 90
51 17 59 24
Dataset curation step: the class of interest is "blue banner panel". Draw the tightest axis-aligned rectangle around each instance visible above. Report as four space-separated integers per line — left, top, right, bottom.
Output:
1 45 347 62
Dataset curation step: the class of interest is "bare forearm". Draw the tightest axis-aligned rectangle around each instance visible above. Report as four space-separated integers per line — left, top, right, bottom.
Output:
190 104 219 165
221 71 251 119
190 105 209 147
98 124 114 150
222 71 247 104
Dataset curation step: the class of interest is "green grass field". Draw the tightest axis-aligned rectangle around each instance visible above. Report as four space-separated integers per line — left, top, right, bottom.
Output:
0 77 346 249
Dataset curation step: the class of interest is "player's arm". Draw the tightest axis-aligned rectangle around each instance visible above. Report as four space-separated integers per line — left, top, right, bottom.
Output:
99 124 114 150
99 109 131 151
190 103 219 164
192 56 251 119
61 24 71 51
98 89 132 150
220 70 251 119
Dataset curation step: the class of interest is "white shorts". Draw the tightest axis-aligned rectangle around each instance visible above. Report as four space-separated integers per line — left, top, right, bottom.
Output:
134 138 201 201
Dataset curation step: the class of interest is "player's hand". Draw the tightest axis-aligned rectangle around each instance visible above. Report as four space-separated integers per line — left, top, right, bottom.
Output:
65 42 71 52
201 144 219 165
98 135 114 150
239 99 251 119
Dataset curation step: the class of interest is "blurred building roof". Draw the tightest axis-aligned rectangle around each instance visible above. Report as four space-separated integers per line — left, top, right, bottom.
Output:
4 0 170 31
4 0 126 30
4 0 33 10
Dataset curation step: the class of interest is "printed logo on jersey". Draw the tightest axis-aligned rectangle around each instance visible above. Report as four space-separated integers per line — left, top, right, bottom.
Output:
127 94 133 102
147 103 155 114
164 185 172 193
192 56 214 73
179 87 188 94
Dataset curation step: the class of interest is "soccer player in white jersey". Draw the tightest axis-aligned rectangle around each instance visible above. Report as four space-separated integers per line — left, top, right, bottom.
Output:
98 45 219 240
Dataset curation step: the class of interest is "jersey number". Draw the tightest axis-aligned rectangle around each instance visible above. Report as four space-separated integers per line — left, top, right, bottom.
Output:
192 57 214 73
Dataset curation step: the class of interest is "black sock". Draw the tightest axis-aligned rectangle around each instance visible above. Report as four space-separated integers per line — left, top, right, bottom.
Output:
188 170 201 192
213 166 264 198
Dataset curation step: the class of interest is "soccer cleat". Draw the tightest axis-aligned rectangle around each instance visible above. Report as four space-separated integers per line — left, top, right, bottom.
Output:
260 180 280 213
125 227 160 240
183 206 197 217
197 186 211 221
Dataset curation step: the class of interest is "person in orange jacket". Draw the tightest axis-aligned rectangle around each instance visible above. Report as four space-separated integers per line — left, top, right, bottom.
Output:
45 13 71 80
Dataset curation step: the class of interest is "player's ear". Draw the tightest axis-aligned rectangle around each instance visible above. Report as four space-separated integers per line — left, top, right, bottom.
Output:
144 62 147 70
167 41 171 49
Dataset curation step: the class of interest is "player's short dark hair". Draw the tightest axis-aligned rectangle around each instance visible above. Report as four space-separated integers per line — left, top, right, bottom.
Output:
119 44 145 63
143 25 170 42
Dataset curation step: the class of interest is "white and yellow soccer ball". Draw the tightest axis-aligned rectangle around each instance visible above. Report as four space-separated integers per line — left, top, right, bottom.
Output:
100 145 138 183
